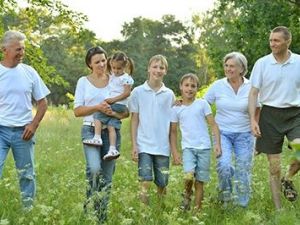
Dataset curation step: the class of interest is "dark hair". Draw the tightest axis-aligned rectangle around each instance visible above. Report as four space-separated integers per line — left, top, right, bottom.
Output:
107 51 135 75
271 26 291 41
85 46 107 69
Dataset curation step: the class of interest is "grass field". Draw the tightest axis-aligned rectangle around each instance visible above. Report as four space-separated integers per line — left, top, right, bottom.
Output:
0 107 300 225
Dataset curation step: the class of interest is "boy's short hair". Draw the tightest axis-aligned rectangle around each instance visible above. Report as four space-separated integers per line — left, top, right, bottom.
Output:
148 54 168 71
180 73 200 88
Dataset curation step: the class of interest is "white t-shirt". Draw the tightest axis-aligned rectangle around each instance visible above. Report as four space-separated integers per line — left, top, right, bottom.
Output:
129 81 175 156
0 63 50 127
74 76 110 123
250 52 300 108
171 99 212 150
204 77 251 132
108 73 134 105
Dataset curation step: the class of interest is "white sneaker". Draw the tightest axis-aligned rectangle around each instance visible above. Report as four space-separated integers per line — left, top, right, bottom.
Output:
103 149 120 161
83 137 103 146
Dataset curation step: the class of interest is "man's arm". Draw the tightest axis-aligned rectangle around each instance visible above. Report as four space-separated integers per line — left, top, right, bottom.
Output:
248 87 261 137
22 98 48 140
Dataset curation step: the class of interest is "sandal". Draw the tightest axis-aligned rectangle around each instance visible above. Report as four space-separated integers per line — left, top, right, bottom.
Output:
83 138 103 146
103 149 120 161
281 177 298 202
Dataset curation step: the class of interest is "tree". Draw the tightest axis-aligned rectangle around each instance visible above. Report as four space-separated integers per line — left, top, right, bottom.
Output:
195 0 300 78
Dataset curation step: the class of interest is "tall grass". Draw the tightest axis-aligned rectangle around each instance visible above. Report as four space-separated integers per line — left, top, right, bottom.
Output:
0 107 299 225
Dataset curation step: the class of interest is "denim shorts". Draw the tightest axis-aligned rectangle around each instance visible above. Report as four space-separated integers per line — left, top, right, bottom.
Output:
182 148 211 182
94 103 127 129
138 153 170 188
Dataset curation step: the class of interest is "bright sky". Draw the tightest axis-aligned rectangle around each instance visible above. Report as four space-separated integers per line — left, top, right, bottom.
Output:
61 0 216 41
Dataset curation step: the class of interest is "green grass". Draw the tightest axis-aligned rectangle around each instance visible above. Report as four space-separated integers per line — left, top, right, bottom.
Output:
0 107 299 225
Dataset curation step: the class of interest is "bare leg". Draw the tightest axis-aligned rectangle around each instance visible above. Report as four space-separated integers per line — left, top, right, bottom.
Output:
181 173 193 210
285 138 300 180
194 181 204 210
94 119 102 136
107 125 117 148
267 154 281 210
140 181 151 205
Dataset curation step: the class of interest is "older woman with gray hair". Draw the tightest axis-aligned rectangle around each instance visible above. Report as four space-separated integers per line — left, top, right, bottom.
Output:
204 52 257 207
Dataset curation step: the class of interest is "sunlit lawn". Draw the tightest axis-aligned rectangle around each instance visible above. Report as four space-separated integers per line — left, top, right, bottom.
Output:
0 107 299 225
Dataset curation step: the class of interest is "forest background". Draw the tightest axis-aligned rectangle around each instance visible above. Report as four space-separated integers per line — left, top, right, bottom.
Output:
2 0 300 105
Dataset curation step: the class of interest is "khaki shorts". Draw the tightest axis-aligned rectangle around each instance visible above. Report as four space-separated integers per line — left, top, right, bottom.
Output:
256 105 300 154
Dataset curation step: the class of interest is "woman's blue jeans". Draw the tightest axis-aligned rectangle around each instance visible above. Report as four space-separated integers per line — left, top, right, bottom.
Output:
217 131 254 207
81 125 120 222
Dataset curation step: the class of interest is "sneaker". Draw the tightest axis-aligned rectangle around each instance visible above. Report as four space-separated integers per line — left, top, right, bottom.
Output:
83 138 102 146
180 193 191 211
281 177 298 202
103 149 120 161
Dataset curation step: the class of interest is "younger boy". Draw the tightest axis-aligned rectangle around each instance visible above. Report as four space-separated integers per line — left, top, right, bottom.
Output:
170 73 221 211
129 55 176 204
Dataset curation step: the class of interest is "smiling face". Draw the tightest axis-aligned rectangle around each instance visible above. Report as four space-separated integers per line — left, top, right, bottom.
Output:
110 60 125 76
89 53 107 75
2 40 25 67
180 77 198 100
224 58 243 80
269 31 291 56
147 59 167 82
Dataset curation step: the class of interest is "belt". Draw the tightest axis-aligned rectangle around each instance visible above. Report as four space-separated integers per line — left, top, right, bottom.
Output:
83 121 95 127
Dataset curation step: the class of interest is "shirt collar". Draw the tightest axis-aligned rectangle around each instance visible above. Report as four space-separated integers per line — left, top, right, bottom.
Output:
270 50 294 65
142 81 168 93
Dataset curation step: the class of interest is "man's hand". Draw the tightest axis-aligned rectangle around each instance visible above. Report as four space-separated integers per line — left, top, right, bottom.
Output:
22 123 38 140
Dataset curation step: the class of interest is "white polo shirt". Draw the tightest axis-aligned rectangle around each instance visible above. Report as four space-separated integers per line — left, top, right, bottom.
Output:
250 52 300 108
171 99 212 150
0 63 50 127
129 81 175 156
204 77 251 132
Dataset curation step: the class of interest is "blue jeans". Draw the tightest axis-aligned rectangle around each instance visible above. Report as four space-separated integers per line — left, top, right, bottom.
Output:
0 125 35 208
138 153 170 188
217 131 254 207
81 125 120 223
94 103 127 129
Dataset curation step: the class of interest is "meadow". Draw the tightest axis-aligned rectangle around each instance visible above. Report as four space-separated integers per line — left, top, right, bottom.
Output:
0 107 300 225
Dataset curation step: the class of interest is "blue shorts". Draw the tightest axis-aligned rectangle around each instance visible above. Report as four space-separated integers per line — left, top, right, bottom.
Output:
94 103 127 129
138 153 170 188
182 148 211 182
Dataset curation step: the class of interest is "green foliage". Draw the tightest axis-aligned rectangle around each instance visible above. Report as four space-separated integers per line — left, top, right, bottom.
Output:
195 0 300 78
0 108 300 225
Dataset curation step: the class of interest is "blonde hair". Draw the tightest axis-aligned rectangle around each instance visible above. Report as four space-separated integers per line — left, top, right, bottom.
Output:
148 54 168 71
180 73 200 88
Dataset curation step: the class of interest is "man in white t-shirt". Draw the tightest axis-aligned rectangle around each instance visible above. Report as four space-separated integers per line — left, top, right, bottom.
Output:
0 30 50 210
249 26 300 210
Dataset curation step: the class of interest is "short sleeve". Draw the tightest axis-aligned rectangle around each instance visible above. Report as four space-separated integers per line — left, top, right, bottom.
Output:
202 100 212 116
74 77 85 108
204 82 216 105
250 60 262 89
170 107 179 123
128 88 138 112
29 66 50 101
121 75 134 86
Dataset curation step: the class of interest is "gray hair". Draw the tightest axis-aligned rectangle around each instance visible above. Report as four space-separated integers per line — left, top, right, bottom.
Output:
223 52 248 76
1 30 26 48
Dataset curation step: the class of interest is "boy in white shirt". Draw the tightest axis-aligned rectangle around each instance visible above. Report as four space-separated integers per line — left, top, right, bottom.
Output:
130 55 176 204
170 73 221 211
